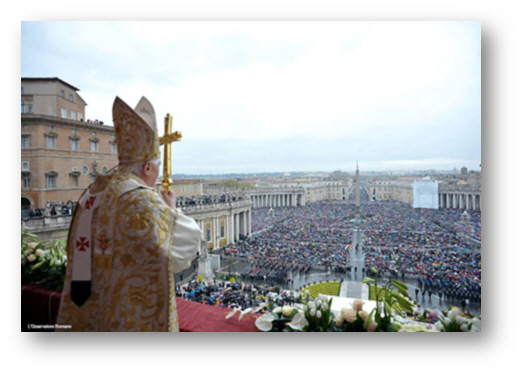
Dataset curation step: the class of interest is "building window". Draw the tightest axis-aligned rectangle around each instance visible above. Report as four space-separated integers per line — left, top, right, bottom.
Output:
22 161 30 171
91 175 97 183
221 226 225 238
69 94 73 101
78 113 82 121
102 166 108 174
22 135 30 148
82 165 88 174
71 111 76 120
48 125 54 131
47 175 56 188
71 139 79 151
28 105 33 113
206 229 211 242
23 176 30 188
72 128 76 134
196 186 200 193
21 87 24 95
21 101 25 113
46 136 56 149
90 141 98 152
92 131 96 137
61 90 65 98
190 186 193 193
61 108 67 118
110 143 117 154
182 187 186 193
71 175 79 187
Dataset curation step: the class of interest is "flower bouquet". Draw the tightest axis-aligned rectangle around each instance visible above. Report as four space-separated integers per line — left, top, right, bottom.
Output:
333 299 371 332
253 290 335 332
21 228 67 291
434 307 481 332
255 305 301 332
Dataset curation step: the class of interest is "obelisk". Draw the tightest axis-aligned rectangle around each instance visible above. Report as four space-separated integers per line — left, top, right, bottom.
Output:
352 161 362 251
355 161 361 218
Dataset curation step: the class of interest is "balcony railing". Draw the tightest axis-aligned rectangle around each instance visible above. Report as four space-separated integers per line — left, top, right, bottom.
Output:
21 215 72 229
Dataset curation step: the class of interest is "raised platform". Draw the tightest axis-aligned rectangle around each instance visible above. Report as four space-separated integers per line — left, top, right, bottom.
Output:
339 280 369 300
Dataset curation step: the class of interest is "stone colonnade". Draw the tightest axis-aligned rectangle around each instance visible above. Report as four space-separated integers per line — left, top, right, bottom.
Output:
251 193 304 208
439 192 481 211
185 200 252 250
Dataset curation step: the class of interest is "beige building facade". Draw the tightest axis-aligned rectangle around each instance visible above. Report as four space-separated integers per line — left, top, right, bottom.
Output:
169 179 203 198
369 178 415 204
21 78 118 211
370 175 481 210
250 180 351 207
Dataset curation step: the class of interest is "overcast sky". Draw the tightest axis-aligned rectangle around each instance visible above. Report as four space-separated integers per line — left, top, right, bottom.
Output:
21 21 481 175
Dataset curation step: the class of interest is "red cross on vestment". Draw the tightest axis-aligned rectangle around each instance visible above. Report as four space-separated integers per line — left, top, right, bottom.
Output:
76 237 89 251
85 196 96 210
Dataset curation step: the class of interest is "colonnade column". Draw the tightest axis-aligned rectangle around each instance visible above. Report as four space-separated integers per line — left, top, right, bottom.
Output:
247 209 251 236
235 213 240 242
212 217 217 249
228 215 233 244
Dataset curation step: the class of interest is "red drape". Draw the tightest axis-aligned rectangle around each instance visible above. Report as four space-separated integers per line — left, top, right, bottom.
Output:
21 284 260 332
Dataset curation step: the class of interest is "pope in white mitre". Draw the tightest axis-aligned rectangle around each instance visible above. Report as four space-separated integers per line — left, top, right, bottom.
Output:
56 96 202 332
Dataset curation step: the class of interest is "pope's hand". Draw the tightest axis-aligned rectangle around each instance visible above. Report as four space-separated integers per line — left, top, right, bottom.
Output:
161 190 177 209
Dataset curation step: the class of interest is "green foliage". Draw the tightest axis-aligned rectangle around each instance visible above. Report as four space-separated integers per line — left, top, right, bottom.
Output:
368 284 412 313
363 268 414 332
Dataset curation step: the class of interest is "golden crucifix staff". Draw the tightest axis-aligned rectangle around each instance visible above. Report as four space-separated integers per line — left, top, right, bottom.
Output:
159 113 182 192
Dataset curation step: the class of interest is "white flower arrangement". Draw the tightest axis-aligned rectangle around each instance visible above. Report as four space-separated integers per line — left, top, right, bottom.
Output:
21 228 68 291
435 307 481 332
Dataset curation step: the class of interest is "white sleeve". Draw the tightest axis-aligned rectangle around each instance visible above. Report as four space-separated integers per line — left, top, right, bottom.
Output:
169 208 203 274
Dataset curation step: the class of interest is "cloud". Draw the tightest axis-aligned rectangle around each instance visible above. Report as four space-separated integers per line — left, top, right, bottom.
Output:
21 21 481 173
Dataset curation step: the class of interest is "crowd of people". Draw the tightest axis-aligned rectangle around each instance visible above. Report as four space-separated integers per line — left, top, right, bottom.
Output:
176 279 295 309
22 201 76 218
223 198 481 303
177 193 246 207
229 203 356 272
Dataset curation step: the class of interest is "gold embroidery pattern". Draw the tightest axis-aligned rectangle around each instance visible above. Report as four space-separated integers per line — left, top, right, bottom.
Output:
168 208 179 332
113 97 160 164
56 169 179 331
